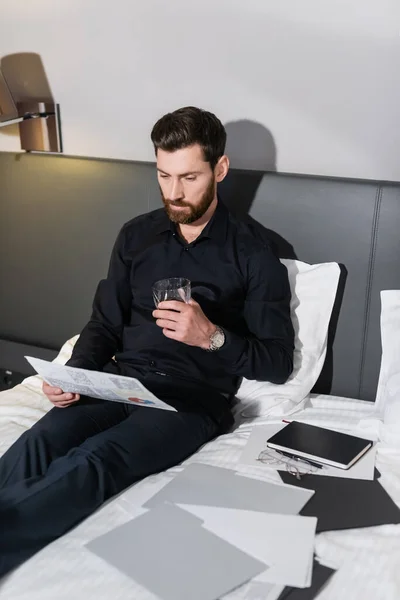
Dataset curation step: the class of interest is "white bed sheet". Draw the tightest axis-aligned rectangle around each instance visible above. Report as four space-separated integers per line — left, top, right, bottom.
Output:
0 376 399 600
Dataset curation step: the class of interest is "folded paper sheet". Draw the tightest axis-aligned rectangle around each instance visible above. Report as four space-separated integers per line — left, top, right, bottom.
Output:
87 503 267 600
178 504 317 588
144 462 314 514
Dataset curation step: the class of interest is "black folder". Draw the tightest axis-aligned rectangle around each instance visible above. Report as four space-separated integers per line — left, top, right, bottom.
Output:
277 559 335 600
279 471 400 532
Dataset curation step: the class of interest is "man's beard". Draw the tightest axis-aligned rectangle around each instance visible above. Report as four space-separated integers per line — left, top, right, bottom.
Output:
161 177 216 225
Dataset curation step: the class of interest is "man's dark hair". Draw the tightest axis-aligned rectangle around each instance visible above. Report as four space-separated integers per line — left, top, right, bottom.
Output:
151 106 226 170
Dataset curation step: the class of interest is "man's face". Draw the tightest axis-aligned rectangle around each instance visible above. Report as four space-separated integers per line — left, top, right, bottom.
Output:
156 144 216 225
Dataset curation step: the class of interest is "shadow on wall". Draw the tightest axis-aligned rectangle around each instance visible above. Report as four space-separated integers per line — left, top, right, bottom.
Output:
0 52 54 138
219 119 276 218
224 119 277 172
219 119 296 259
219 118 346 396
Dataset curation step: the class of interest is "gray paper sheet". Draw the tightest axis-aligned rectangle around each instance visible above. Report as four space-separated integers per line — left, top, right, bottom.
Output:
86 503 267 600
144 463 313 514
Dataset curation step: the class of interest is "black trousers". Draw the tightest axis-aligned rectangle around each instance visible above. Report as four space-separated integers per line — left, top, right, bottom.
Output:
0 392 222 578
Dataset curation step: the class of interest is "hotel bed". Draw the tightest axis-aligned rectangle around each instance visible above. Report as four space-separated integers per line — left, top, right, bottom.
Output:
0 368 399 600
0 151 400 599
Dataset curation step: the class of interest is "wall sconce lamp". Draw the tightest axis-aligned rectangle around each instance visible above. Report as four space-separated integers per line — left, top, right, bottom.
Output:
0 68 62 153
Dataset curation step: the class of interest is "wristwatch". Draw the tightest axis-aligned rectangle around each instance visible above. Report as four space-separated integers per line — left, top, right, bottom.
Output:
208 326 226 351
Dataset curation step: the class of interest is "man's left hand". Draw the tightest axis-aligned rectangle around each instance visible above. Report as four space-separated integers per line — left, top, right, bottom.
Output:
152 299 216 350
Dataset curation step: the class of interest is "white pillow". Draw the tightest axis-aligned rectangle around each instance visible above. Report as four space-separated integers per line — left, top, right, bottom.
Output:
52 335 80 365
375 290 400 447
235 259 340 418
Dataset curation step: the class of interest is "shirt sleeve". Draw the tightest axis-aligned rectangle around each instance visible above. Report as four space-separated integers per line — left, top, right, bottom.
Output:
216 243 295 384
66 224 132 371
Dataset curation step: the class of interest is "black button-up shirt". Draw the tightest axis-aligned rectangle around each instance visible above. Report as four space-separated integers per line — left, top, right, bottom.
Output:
67 200 294 421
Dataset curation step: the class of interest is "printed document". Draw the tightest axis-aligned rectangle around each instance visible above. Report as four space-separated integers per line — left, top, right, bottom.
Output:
25 356 176 411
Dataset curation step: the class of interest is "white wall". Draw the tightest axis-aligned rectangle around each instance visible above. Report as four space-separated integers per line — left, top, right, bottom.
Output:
1 0 399 180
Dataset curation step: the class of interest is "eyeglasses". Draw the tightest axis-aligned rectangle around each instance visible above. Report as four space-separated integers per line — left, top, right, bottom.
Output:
256 447 319 480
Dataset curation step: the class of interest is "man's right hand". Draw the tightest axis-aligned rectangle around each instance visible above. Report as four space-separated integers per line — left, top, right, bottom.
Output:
42 382 80 408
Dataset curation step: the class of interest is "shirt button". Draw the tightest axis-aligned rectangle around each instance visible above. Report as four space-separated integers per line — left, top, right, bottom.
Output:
149 360 155 368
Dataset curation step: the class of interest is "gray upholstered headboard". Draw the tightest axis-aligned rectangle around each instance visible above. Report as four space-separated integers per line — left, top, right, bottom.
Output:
1 151 399 401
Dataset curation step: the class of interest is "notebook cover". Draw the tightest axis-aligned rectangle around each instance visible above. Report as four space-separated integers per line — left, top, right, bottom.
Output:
279 471 400 532
267 421 372 468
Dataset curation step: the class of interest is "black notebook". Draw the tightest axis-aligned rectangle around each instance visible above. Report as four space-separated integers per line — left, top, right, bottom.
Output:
267 421 373 469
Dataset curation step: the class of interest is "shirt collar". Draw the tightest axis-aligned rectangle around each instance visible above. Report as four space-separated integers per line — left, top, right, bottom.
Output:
155 211 172 235
155 197 229 245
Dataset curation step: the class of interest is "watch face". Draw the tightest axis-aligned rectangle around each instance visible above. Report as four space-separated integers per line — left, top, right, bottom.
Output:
212 329 225 348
